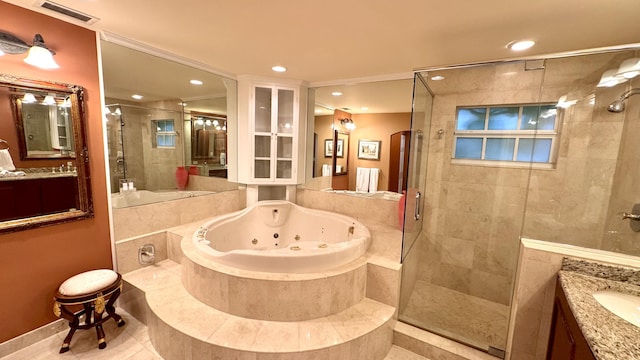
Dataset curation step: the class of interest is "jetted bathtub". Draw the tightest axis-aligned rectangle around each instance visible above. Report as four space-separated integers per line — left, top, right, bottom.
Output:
192 200 371 273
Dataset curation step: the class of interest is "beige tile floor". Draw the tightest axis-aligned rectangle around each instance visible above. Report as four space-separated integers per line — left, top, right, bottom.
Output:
0 309 428 360
399 280 509 352
0 311 162 360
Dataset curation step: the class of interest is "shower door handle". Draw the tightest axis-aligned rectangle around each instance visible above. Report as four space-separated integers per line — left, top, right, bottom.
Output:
414 191 421 220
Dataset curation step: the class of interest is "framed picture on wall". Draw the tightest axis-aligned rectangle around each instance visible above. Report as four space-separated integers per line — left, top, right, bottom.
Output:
336 139 344 158
358 139 381 160
324 139 333 157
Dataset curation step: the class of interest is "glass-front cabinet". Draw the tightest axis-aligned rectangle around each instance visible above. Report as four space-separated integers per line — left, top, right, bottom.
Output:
246 84 298 183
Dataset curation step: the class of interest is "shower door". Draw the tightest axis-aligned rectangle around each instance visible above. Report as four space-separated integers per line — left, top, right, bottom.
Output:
401 73 432 259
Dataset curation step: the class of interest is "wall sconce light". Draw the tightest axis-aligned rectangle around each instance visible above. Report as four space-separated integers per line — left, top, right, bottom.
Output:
42 94 56 105
22 93 37 103
0 31 59 69
340 118 356 130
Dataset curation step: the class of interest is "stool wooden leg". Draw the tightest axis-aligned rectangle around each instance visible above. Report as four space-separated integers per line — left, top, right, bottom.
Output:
106 288 125 327
58 305 84 353
94 310 107 349
60 326 76 354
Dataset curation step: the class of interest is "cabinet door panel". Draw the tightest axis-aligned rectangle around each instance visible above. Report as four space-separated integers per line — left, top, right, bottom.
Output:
255 87 272 132
548 299 576 360
254 160 271 179
547 280 596 360
276 160 292 179
255 135 272 158
41 177 78 213
277 89 294 134
277 136 293 159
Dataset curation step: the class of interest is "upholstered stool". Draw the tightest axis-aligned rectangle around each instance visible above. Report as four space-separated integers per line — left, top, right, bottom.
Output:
53 269 125 353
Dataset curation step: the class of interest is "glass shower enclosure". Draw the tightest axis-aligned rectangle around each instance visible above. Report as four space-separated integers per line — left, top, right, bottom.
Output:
398 47 640 357
105 104 185 193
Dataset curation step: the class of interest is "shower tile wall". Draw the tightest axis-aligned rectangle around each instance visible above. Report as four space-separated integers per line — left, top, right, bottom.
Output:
418 51 635 308
521 52 633 249
420 63 541 307
602 74 640 255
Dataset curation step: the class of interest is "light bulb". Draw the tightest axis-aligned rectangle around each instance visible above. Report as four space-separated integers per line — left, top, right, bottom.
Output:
43 95 56 105
22 93 36 103
23 42 59 69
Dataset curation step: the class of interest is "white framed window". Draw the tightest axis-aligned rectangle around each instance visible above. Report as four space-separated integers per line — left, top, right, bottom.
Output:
153 119 176 148
452 104 559 169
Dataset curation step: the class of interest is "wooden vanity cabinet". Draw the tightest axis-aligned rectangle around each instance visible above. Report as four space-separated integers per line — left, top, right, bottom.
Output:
547 279 596 360
0 176 78 222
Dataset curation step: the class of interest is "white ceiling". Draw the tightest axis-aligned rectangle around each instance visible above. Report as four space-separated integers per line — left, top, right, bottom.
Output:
101 41 230 113
5 0 640 84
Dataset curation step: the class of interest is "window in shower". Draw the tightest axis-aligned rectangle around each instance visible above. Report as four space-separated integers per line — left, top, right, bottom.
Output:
452 104 558 168
152 119 176 148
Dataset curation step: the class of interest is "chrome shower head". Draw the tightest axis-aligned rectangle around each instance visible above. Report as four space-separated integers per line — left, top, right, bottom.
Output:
608 88 640 113
608 100 626 113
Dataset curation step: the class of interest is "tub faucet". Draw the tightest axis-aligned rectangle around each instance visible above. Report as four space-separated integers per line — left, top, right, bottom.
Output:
138 244 156 265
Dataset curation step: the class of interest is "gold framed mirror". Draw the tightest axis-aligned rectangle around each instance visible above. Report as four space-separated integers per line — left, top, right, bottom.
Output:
0 74 93 233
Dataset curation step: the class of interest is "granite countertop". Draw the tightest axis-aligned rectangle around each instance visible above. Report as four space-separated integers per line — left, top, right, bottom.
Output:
559 258 640 360
0 169 77 181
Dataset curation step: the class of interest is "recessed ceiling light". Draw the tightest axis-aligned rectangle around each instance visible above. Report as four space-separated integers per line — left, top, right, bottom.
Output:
431 75 445 81
131 94 143 100
190 79 203 85
507 40 535 51
272 66 287 72
315 109 323 113
361 107 368 111
331 91 342 96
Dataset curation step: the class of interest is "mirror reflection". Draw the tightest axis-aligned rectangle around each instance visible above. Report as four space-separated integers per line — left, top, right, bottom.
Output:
101 41 239 207
335 131 349 175
15 92 76 159
190 111 227 177
0 74 92 233
308 79 413 195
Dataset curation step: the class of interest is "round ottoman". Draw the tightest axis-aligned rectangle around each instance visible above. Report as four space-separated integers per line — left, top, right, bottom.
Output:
53 269 125 353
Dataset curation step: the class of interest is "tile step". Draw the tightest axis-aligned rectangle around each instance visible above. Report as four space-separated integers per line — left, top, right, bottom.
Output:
123 260 396 359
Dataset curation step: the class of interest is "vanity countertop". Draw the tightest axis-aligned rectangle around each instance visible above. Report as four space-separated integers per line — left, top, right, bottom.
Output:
0 170 77 181
558 258 640 360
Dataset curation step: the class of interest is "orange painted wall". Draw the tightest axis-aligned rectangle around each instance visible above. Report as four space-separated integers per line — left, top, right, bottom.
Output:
0 3 112 343
348 113 411 191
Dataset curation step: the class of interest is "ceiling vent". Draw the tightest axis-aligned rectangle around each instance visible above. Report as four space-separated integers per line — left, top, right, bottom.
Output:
36 0 99 24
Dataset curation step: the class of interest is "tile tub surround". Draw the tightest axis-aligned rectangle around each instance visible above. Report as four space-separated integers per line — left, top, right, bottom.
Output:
297 188 400 229
125 260 396 360
112 189 245 240
558 259 640 360
113 205 403 359
182 234 369 321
